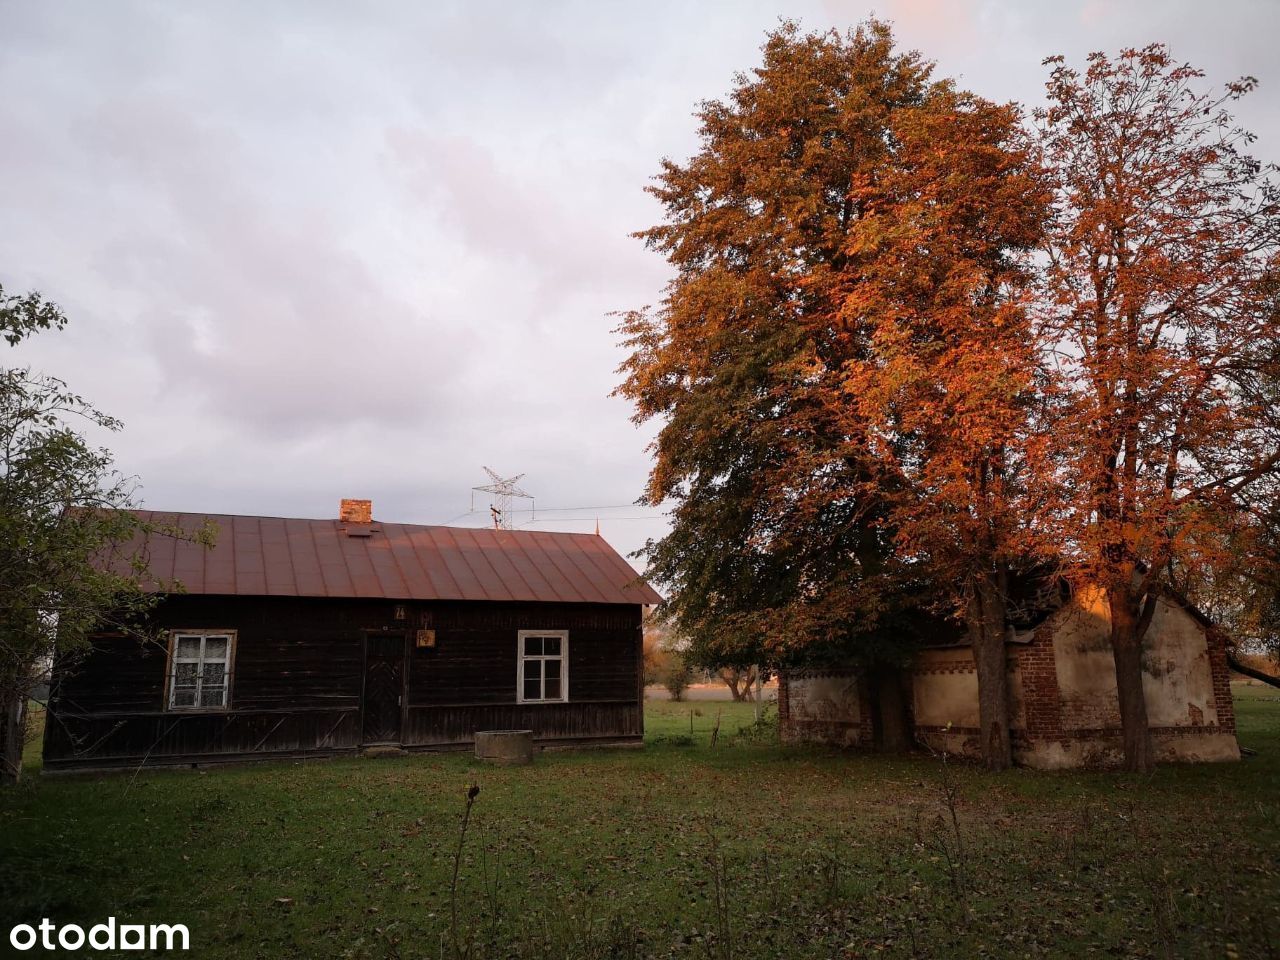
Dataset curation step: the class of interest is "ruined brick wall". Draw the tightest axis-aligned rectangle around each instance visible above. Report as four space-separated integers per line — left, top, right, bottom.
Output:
906 592 1238 767
780 589 1240 767
1022 590 1238 766
778 670 867 747
1051 587 1224 731
1014 625 1064 743
1205 627 1237 735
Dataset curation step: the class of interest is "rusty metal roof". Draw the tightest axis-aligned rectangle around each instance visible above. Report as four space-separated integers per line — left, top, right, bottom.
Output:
119 511 662 606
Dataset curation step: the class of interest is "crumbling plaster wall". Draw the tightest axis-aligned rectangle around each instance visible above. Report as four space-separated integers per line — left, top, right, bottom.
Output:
911 647 1027 756
911 648 1029 730
1052 586 1218 730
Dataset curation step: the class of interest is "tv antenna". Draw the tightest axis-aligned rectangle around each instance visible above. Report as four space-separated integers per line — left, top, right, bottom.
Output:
470 467 534 530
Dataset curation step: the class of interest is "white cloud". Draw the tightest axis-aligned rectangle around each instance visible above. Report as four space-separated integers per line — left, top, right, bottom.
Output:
1 0 1276 566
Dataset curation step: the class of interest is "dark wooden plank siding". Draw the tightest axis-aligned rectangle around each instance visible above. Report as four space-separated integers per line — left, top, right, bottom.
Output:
404 703 641 746
51 634 168 715
408 602 639 707
44 594 643 770
44 708 361 769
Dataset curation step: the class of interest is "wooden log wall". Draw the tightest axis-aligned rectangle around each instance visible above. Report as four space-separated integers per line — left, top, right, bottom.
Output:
44 595 643 771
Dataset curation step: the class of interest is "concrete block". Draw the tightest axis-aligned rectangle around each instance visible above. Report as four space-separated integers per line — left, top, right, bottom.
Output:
475 729 534 765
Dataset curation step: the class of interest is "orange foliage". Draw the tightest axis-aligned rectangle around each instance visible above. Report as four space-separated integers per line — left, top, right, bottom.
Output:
616 26 1280 774
1035 46 1280 770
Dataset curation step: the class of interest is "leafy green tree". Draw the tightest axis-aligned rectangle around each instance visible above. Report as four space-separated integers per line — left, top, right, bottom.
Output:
616 21 922 746
0 283 202 785
1 282 68 345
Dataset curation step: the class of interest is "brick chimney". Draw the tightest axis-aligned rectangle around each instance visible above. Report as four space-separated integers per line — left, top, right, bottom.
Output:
340 499 372 524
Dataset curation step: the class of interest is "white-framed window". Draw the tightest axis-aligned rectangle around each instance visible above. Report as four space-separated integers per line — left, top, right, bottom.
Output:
166 630 235 710
517 630 568 703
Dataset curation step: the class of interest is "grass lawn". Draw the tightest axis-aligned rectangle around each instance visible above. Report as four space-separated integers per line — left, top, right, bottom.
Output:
2 691 1278 959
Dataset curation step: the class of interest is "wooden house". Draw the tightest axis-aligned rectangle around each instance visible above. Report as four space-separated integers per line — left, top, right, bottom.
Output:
43 500 660 773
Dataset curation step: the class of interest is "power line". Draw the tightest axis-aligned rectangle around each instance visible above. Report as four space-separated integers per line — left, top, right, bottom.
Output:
434 501 667 528
434 508 479 526
522 516 662 524
503 503 660 514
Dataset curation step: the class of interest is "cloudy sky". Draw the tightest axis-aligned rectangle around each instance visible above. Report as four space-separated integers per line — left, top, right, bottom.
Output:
3 0 1277 569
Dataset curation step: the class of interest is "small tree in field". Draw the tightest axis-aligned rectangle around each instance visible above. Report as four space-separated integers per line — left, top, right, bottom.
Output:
1036 47 1280 771
660 648 694 702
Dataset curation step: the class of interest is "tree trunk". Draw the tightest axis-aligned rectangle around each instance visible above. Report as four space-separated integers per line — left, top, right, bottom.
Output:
0 690 27 787
874 666 910 753
1110 592 1155 773
721 668 755 702
968 568 1012 770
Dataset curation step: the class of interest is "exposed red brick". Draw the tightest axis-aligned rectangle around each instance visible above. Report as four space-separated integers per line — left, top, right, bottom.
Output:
1205 627 1237 734
1011 625 1064 742
340 498 373 524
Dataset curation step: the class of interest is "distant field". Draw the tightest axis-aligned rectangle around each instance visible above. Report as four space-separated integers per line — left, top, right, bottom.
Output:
643 682 779 702
2 688 1277 958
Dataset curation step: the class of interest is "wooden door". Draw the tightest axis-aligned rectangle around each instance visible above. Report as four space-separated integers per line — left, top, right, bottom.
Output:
362 634 405 744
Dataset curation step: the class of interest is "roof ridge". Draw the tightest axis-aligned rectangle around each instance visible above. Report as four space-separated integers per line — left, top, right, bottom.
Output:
127 508 607 537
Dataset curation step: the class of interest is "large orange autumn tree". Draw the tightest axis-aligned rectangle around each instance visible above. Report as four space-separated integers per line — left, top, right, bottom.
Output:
815 88 1053 769
618 21 1051 767
616 23 938 752
1035 47 1280 771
